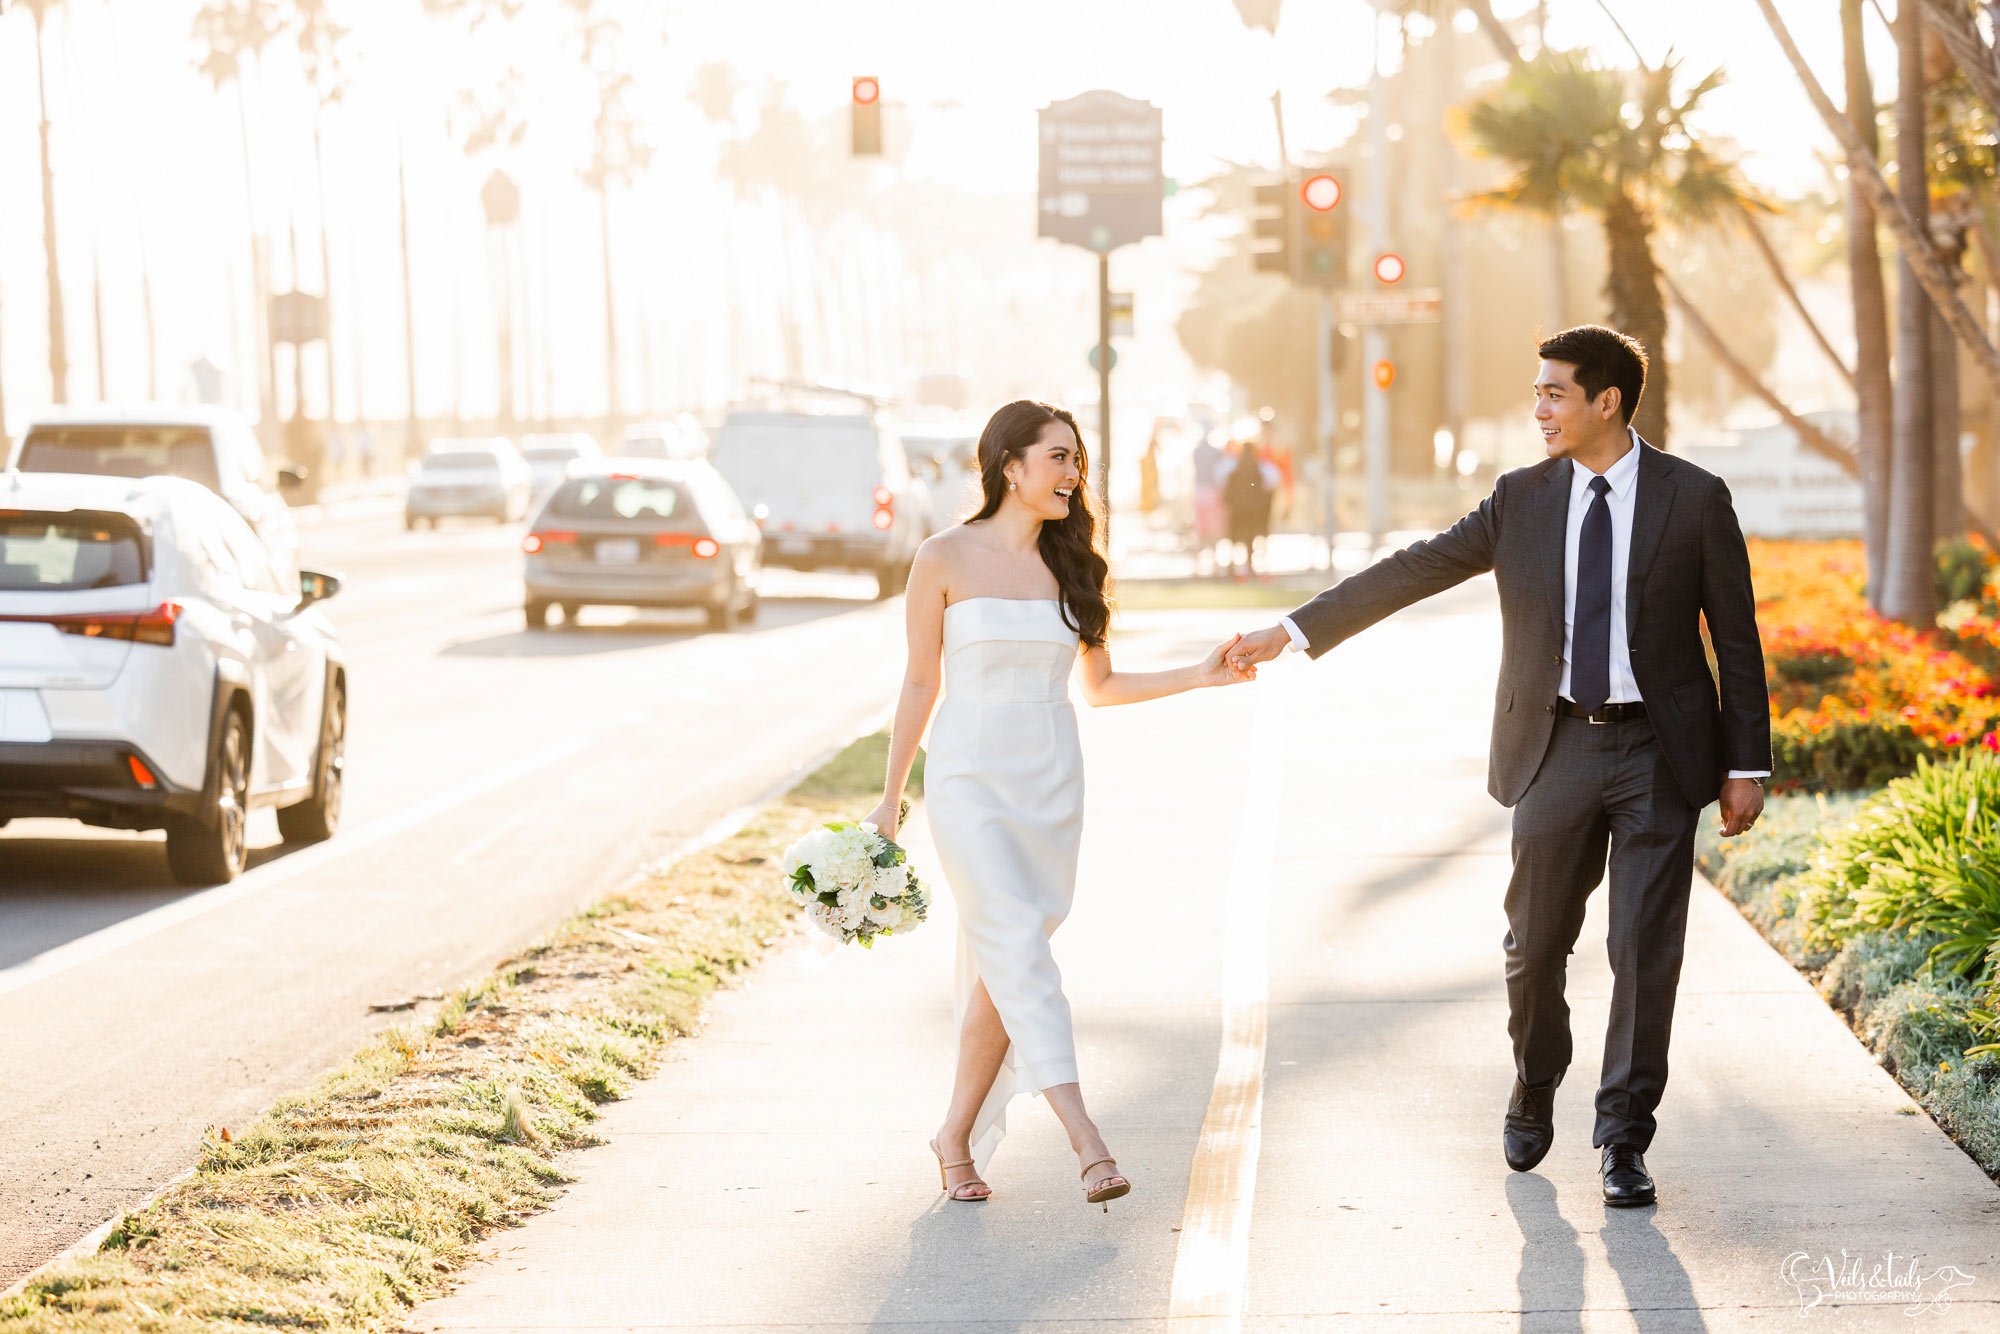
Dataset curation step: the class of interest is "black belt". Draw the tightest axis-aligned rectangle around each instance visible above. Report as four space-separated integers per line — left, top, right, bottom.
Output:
1561 699 1647 725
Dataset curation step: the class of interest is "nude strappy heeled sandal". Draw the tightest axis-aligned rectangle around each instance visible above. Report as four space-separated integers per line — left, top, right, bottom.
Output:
929 1138 991 1202
1080 1156 1131 1211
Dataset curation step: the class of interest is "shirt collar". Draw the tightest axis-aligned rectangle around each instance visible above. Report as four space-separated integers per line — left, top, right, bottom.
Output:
1573 429 1642 499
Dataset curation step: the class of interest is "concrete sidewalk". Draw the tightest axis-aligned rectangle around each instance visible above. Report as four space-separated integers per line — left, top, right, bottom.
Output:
411 587 2000 1332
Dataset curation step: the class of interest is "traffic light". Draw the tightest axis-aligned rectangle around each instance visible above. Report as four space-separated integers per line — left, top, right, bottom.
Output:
852 77 882 156
1250 176 1293 276
1299 171 1347 288
1372 359 1396 390
1372 252 1406 285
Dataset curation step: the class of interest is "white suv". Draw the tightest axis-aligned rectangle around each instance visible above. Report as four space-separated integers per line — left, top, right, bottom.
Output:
709 410 930 599
0 472 347 884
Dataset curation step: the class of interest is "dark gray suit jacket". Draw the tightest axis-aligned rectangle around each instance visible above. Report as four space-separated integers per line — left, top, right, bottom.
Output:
1288 441 1772 809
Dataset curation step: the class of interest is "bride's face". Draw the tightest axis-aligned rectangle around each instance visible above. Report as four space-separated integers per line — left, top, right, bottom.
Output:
1004 422 1083 521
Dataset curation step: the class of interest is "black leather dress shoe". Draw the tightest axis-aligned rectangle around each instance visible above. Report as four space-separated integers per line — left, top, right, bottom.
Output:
1502 1076 1560 1172
1599 1145 1656 1206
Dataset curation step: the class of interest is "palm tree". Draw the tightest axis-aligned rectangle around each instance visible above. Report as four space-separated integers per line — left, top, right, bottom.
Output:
1886 0 1939 625
291 0 349 423
1844 0 1896 605
1458 51 1764 446
568 0 651 429
1754 0 2000 392
20 1 68 404
193 0 284 433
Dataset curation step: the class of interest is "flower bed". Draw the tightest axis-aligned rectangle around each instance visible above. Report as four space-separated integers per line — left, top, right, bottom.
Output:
1750 540 2000 792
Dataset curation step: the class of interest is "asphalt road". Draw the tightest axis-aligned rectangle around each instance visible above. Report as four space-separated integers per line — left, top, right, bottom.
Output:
0 504 905 1284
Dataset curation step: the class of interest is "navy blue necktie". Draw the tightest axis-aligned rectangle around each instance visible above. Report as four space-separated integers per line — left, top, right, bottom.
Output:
1572 475 1613 713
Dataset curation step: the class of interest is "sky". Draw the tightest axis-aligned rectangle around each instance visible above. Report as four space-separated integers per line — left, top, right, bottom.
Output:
0 0 1913 439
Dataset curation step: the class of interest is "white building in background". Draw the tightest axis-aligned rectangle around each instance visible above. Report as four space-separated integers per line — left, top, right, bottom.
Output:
1674 409 1866 540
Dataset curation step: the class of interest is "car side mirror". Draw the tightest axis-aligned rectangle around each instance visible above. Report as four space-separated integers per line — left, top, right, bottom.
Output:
298 569 343 607
277 465 308 490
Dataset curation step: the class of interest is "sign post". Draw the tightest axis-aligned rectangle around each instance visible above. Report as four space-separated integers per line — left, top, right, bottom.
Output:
1038 91 1163 543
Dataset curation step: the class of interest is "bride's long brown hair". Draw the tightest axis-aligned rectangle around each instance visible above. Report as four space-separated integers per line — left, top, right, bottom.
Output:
963 400 1110 648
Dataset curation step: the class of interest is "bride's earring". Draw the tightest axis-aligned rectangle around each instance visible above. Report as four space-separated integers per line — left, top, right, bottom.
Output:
1008 481 1017 491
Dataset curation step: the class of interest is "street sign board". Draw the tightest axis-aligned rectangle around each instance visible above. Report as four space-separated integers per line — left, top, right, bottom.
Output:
1336 288 1442 325
1037 91 1163 254
270 291 327 345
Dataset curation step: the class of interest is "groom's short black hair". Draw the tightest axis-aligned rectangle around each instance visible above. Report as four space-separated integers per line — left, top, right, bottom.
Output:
1538 325 1648 426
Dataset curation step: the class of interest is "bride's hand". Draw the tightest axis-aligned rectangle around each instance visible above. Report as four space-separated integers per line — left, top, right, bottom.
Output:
1200 633 1259 687
861 800 901 842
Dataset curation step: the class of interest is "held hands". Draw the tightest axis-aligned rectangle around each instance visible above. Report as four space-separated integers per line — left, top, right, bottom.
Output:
1717 778 1764 838
1200 633 1260 688
1229 624 1293 674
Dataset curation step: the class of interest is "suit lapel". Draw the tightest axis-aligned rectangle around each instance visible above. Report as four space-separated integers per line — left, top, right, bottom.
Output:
1538 459 1571 638
1625 438 1677 640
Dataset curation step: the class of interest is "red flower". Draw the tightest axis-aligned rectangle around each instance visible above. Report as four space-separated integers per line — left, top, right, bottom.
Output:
1946 732 1965 746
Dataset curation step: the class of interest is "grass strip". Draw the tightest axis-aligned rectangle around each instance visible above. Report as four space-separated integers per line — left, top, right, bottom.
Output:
0 733 913 1332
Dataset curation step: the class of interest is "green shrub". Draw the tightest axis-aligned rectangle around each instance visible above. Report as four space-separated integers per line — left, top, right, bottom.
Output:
1801 755 2000 993
1772 715 1930 796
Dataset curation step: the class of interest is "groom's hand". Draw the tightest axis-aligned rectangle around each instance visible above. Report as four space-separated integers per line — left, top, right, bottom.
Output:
1230 624 1292 672
1717 778 1764 837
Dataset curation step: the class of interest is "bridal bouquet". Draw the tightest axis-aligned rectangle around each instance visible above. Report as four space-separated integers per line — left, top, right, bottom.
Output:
781 806 929 948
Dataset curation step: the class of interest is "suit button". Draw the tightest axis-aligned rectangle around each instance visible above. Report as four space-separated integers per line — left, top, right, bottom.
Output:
1552 654 1562 665
1544 704 1555 715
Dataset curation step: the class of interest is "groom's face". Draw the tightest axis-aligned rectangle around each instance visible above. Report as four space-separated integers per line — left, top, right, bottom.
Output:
1533 359 1619 460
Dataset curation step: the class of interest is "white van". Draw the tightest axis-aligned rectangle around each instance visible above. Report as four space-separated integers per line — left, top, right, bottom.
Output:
709 410 929 598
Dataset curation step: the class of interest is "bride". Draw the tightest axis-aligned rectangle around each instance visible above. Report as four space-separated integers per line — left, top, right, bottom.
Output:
864 400 1256 1211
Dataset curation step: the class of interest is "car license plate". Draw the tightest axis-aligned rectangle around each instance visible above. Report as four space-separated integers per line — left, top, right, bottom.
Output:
777 537 812 557
595 539 641 565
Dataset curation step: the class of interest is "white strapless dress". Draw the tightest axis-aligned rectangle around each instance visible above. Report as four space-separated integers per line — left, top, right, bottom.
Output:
924 597 1085 1171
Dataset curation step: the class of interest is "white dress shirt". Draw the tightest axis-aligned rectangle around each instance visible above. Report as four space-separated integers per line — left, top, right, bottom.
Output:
1279 428 1767 780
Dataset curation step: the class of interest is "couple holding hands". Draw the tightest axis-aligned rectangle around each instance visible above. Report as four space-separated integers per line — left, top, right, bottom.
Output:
864 324 1771 1213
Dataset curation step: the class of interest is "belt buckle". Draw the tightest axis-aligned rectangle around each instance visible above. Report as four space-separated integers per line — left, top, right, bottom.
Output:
1587 707 1609 726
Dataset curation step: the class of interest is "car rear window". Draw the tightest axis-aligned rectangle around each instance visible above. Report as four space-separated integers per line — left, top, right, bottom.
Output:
423 452 501 471
525 447 582 462
17 426 220 490
0 510 148 591
545 476 691 522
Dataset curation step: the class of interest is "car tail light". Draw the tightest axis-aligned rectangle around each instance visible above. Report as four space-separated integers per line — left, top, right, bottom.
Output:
692 537 720 559
0 601 184 647
127 754 158 788
872 485 894 506
524 530 576 554
871 507 894 531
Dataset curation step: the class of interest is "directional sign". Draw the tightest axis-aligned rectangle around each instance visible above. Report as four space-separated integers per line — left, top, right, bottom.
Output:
1110 290 1133 340
1336 287 1443 325
1037 91 1163 254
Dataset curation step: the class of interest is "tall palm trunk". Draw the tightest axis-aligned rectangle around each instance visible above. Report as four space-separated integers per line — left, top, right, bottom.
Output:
599 187 619 432
1933 229 1966 540
234 70 276 438
312 112 337 422
1884 0 1936 625
1603 191 1669 445
1843 0 1895 605
32 6 68 404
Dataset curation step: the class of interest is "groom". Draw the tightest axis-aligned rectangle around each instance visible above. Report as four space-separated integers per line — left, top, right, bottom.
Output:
1232 325 1771 1207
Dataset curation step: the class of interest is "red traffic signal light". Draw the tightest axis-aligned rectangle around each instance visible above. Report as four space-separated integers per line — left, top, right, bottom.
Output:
853 76 880 105
1372 359 1396 390
1372 252 1406 284
1300 173 1342 211
852 77 882 155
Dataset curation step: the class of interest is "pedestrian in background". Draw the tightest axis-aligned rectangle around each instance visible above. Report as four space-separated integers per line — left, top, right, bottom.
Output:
1221 438 1275 579
1191 429 1226 572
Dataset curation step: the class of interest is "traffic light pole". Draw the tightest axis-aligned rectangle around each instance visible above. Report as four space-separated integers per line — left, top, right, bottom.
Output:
1097 250 1112 546
1317 292 1338 569
1362 9 1391 551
